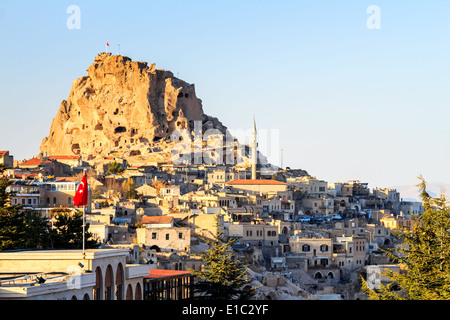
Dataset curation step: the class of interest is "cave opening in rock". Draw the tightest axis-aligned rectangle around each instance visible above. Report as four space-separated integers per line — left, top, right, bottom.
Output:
130 150 141 156
72 143 81 155
114 126 127 134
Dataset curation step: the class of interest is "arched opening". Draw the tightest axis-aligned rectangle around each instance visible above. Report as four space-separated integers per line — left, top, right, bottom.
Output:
93 266 103 300
105 264 114 300
126 284 133 300
314 272 323 279
71 295 77 300
327 271 335 279
135 282 142 300
83 293 90 300
149 245 161 252
116 263 124 300
282 226 288 235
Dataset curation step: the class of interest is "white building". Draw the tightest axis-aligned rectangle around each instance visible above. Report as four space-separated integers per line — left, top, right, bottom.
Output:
0 249 152 300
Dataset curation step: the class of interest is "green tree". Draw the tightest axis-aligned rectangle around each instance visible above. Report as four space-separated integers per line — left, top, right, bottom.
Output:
50 208 98 249
122 178 138 199
0 166 52 250
361 176 450 300
22 211 52 249
0 165 28 250
106 161 124 175
189 218 254 300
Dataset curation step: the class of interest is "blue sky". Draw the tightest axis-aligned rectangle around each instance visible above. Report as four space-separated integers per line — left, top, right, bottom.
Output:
0 1 449 193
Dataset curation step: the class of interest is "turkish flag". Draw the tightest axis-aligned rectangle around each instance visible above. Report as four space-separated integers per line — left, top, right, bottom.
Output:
106 42 109 46
74 172 88 206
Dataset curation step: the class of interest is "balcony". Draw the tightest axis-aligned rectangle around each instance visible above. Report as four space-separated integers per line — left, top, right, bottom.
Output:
16 193 41 197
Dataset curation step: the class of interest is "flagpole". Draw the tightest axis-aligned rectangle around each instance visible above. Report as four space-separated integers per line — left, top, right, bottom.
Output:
82 169 86 261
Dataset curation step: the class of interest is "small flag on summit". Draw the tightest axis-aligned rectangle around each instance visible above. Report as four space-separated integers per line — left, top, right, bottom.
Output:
106 42 109 46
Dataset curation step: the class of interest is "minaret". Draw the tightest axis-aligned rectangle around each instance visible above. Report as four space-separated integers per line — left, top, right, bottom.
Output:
250 116 257 180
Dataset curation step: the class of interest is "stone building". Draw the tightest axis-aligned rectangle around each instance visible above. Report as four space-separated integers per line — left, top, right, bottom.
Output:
136 216 191 253
6 178 93 213
332 236 367 273
227 220 279 246
289 237 333 268
206 168 246 185
0 151 14 168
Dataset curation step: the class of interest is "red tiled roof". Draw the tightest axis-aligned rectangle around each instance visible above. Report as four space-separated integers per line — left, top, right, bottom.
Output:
0 151 8 156
145 269 192 279
20 158 51 166
141 216 173 224
55 176 78 182
226 179 286 185
49 155 80 160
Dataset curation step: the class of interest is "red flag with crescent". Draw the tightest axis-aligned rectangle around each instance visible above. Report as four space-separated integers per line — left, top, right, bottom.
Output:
74 172 88 206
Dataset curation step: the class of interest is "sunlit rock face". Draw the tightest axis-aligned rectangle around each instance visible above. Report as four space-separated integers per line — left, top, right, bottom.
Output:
40 53 229 160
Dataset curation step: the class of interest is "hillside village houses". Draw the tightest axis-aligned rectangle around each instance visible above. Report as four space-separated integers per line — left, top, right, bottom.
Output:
0 148 425 300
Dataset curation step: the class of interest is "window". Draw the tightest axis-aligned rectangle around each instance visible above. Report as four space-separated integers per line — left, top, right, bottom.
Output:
320 245 329 252
302 244 310 252
152 233 157 239
165 234 169 240
178 232 183 239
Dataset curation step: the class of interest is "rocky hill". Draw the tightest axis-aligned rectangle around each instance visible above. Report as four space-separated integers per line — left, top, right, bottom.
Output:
39 53 232 165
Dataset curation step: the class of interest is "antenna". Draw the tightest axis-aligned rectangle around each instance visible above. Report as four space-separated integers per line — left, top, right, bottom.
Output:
280 148 283 170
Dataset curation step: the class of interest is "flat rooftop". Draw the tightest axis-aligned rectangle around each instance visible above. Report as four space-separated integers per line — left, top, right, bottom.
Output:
145 269 192 281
